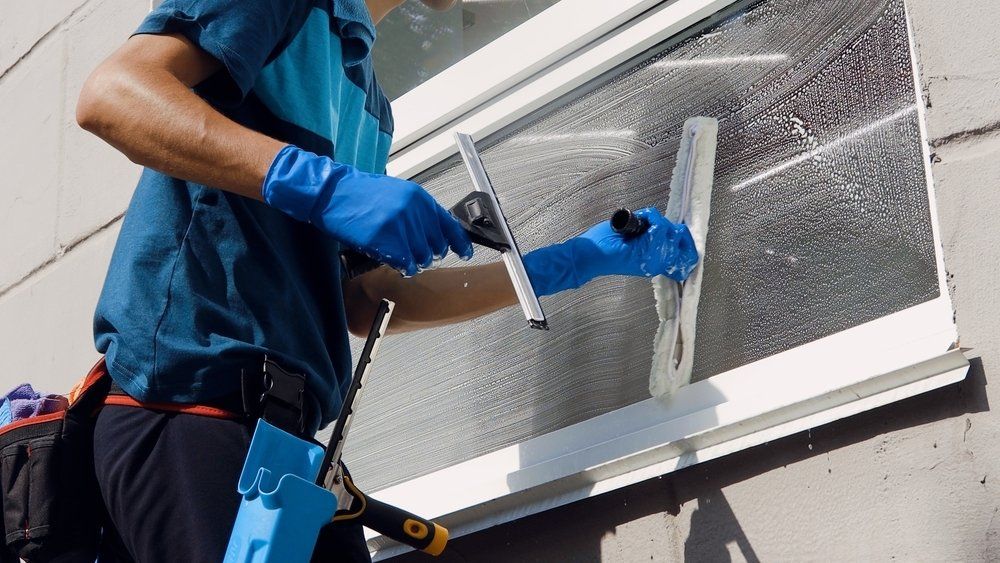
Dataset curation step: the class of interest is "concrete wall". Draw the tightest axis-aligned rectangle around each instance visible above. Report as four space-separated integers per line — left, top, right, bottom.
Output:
0 0 998 561
0 0 144 390
396 1 1000 561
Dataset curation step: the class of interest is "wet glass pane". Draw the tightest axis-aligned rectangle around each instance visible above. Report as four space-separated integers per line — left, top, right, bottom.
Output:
342 0 938 491
373 0 562 100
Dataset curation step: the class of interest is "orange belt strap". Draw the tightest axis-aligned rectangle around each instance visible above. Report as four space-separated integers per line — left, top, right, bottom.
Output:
92 358 243 421
102 395 242 420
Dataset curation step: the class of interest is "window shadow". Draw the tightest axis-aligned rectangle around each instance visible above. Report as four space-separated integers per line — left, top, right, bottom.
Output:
388 357 986 561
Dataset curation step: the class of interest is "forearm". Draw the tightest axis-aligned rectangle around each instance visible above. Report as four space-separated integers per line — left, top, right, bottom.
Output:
76 34 283 200
343 263 518 335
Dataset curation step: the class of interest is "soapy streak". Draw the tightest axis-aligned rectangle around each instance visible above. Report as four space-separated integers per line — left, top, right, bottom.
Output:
652 54 790 69
730 105 918 192
508 130 638 146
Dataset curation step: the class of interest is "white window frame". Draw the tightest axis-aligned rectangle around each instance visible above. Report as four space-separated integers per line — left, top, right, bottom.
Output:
367 0 967 556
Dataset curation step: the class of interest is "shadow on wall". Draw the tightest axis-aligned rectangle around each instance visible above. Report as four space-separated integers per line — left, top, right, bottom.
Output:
390 358 987 562
684 491 759 562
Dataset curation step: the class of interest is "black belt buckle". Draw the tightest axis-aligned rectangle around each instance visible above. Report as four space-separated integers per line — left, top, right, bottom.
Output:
242 356 306 435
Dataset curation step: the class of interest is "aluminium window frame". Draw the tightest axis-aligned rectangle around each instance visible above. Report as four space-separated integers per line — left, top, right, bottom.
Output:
388 0 670 154
366 0 967 557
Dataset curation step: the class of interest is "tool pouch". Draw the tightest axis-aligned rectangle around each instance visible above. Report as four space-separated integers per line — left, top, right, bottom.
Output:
0 360 109 562
225 419 336 563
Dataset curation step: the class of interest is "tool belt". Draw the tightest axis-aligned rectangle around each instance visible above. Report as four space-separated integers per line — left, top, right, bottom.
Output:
0 356 309 562
104 356 309 436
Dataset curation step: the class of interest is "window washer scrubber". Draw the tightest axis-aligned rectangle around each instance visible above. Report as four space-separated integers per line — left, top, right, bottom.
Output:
650 116 720 398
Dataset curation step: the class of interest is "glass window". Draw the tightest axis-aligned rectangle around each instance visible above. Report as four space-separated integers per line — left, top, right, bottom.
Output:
373 0 563 100
345 0 938 493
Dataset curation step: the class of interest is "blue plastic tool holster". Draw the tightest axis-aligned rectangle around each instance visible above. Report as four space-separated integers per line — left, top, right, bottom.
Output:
224 419 337 563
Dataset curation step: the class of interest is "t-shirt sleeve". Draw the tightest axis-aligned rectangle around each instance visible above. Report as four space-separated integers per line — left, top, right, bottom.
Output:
135 0 306 104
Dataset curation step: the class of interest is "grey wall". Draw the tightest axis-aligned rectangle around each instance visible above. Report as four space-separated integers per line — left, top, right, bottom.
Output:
0 0 144 393
393 1 1000 560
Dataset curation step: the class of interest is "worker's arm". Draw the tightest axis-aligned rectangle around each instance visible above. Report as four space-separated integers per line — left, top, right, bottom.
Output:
344 207 697 335
78 30 470 274
76 33 282 200
343 262 516 335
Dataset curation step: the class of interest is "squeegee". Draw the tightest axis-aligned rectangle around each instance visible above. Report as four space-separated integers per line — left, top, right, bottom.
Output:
649 117 719 398
449 133 548 329
346 131 691 332
341 133 547 329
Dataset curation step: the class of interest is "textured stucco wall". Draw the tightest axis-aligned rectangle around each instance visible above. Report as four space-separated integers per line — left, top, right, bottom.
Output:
0 0 998 561
395 1 1000 561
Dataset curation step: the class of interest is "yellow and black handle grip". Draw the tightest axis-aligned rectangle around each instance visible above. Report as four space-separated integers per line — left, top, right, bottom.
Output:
334 474 448 556
359 493 448 556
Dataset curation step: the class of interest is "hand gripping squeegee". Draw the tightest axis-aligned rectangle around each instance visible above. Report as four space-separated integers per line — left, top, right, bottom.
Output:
341 133 547 329
225 299 448 562
649 117 719 398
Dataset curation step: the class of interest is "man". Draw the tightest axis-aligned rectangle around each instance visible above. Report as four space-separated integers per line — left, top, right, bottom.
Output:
76 0 697 560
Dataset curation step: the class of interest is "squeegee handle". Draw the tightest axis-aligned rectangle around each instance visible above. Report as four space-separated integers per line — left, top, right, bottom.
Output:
610 208 650 237
359 495 449 556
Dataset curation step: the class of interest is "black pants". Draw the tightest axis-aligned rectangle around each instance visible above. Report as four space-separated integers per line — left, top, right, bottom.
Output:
93 406 371 563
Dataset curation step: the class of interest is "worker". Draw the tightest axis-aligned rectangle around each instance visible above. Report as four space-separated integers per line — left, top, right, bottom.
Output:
75 0 698 561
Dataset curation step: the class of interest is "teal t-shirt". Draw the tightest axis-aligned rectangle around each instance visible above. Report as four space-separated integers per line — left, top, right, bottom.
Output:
93 0 393 433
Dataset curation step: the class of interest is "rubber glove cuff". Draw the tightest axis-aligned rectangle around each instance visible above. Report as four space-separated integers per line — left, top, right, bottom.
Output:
261 145 345 223
523 238 594 298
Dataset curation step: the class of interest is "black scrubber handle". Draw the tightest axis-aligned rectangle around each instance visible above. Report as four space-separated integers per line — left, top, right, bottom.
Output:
610 208 650 237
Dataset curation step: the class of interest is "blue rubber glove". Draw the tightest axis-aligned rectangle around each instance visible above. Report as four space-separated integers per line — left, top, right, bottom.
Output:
263 145 473 276
523 207 698 297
